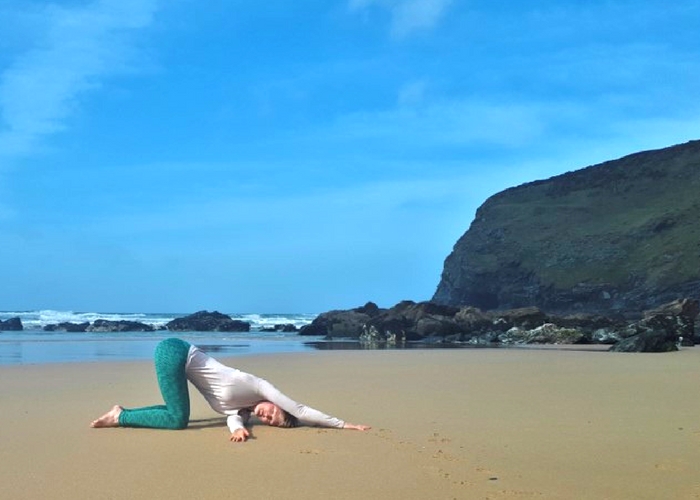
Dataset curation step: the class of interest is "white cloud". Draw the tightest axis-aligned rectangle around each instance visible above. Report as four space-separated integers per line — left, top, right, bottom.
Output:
0 0 159 158
390 0 453 38
349 0 453 38
397 80 428 107
328 98 550 149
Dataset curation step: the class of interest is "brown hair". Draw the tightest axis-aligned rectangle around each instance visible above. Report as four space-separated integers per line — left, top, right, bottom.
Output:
278 410 299 428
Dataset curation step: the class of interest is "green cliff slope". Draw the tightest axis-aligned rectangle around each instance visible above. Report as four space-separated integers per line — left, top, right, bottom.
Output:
433 140 700 315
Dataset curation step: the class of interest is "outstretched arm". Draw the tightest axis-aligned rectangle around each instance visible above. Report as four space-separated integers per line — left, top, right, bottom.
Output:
343 422 371 431
229 422 368 440
258 379 372 430
257 379 346 428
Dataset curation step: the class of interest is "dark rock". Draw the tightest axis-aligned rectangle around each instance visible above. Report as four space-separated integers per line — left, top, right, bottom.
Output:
590 328 622 344
609 309 689 352
298 319 329 336
549 313 626 344
355 301 381 317
495 307 549 329
415 316 462 337
645 297 699 319
0 317 23 331
361 300 460 342
454 306 493 330
166 311 250 332
499 323 586 345
399 301 460 320
86 319 155 332
303 296 696 352
43 322 90 332
609 327 677 352
323 311 370 337
299 302 387 337
361 316 414 342
305 301 571 343
262 324 298 332
300 310 372 338
554 313 624 331
433 140 700 316
643 298 698 345
451 307 497 342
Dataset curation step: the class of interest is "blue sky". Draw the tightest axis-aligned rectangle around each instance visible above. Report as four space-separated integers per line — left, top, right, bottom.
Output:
1 0 699 313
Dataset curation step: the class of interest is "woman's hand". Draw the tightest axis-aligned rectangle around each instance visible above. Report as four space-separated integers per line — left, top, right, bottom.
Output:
229 428 250 442
343 422 371 431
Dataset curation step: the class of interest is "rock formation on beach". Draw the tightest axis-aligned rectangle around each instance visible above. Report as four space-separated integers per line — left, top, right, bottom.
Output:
166 310 250 332
0 317 23 331
37 311 250 333
433 140 700 316
301 141 700 351
41 320 154 333
86 320 155 333
300 298 698 352
43 322 90 332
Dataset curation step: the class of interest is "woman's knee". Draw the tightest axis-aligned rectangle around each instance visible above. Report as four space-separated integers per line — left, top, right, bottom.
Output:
172 419 188 430
156 337 188 355
170 408 190 429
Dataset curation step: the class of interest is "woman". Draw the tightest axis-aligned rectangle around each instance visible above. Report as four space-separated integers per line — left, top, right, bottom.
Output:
91 338 370 442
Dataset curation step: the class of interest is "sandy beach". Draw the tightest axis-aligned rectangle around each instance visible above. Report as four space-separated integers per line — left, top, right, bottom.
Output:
1 347 700 499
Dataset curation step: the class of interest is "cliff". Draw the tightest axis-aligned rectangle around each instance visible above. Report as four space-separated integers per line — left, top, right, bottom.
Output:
433 140 700 316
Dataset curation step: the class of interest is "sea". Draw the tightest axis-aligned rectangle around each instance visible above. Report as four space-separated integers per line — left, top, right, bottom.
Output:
0 310 333 366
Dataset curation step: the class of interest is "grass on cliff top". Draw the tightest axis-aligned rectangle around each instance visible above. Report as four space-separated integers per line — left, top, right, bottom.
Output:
470 142 700 289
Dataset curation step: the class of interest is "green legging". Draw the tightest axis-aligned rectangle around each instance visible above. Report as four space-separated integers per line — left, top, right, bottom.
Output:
118 338 191 430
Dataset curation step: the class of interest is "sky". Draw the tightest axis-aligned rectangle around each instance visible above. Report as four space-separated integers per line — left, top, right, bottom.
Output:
1 0 699 314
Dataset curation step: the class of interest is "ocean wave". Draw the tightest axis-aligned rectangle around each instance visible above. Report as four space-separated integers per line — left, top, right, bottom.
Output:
0 310 316 331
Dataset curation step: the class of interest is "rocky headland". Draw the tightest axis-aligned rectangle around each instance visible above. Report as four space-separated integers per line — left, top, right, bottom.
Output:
305 140 700 352
433 140 700 316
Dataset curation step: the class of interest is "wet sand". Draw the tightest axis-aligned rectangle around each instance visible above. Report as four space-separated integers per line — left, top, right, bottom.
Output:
1 348 699 499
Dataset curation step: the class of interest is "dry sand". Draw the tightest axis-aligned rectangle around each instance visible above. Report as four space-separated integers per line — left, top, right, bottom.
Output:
1 347 700 499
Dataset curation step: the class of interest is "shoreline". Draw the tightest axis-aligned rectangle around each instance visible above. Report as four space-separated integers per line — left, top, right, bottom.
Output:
0 328 616 366
2 348 699 499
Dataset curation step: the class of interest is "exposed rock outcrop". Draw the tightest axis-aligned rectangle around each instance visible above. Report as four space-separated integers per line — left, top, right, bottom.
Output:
301 298 698 352
43 322 90 332
86 319 155 332
166 310 250 332
261 324 298 332
433 140 700 316
362 301 461 342
643 298 698 346
299 302 381 338
0 317 23 331
609 315 683 353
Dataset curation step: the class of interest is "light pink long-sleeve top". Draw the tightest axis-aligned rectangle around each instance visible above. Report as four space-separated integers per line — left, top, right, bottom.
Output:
185 345 345 433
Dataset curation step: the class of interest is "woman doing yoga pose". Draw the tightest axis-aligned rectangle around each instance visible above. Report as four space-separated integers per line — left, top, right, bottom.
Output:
90 338 370 442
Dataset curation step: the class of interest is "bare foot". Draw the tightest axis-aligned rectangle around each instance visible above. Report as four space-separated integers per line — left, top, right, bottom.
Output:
90 405 123 428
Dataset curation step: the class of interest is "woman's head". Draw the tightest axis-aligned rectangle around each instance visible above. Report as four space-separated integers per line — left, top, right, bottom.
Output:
253 401 298 428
